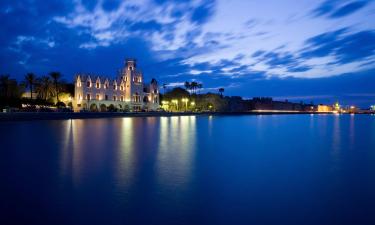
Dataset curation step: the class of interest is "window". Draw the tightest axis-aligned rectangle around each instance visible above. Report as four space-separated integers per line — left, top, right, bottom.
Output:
113 84 117 90
105 95 108 100
120 96 124 101
77 82 81 87
133 94 141 103
77 104 81 107
87 81 91 88
86 94 91 100
113 95 117 101
96 82 100 89
133 76 141 83
79 94 82 100
96 94 100 100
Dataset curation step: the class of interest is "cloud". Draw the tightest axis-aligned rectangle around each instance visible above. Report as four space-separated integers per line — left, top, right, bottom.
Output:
330 1 369 18
190 0 215 24
301 28 375 64
312 0 370 18
1 0 375 106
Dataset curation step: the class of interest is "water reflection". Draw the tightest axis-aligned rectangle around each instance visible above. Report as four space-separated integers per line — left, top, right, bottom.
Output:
4 115 375 225
60 119 85 187
349 114 355 149
116 118 135 190
332 114 341 157
157 116 196 189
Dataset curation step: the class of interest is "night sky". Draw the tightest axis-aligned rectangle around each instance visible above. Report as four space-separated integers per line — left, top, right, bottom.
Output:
0 0 374 107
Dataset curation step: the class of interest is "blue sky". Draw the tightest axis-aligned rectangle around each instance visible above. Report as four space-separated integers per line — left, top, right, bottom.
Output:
0 0 374 106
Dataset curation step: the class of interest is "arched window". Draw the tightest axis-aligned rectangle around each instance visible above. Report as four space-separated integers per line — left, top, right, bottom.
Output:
96 82 100 89
113 95 117 101
86 94 91 100
96 94 100 100
87 81 91 88
120 96 124 101
113 84 117 90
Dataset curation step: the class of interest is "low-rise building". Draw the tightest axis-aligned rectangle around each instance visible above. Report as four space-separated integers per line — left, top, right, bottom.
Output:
317 104 333 112
73 59 159 112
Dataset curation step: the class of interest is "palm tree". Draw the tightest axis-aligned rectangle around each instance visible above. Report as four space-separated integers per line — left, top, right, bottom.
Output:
191 81 198 94
219 88 224 98
184 81 191 93
36 76 53 100
197 83 203 94
49 72 61 102
0 75 10 98
25 73 36 99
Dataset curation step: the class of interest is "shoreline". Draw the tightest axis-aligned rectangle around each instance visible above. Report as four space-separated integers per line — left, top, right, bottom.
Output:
0 111 373 122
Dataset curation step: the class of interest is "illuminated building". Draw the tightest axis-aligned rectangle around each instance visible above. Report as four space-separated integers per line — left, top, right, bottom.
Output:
73 59 159 112
317 104 333 112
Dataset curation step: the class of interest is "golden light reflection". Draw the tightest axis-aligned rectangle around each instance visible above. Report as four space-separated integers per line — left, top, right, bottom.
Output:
116 117 135 190
349 114 355 148
60 119 85 187
156 116 196 188
331 114 341 166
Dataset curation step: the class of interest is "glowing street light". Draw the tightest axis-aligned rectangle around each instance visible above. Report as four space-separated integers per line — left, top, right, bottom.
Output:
181 98 189 111
161 100 169 111
172 99 178 111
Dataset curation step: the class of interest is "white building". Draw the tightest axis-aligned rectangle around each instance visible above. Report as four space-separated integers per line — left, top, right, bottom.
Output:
73 59 159 112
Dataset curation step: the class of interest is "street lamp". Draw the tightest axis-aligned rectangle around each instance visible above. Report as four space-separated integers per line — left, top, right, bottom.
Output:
181 98 189 111
161 100 169 111
172 99 178 111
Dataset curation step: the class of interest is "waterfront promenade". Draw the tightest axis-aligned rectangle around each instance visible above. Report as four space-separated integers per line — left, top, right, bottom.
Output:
0 111 373 122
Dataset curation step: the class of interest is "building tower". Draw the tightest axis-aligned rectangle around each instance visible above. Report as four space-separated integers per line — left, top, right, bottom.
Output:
122 59 143 108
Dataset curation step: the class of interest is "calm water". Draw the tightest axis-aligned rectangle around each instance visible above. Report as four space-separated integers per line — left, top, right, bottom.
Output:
1 115 375 225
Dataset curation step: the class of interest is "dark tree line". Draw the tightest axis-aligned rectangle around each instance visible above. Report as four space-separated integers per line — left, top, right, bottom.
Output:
0 72 73 109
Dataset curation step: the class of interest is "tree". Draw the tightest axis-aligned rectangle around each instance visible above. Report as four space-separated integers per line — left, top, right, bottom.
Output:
197 83 203 94
49 71 61 102
184 81 191 93
219 88 224 98
163 87 189 100
0 75 10 98
36 76 53 100
191 81 198 94
25 73 36 99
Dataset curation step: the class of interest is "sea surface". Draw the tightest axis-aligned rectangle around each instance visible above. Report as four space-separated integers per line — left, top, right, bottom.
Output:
1 115 375 225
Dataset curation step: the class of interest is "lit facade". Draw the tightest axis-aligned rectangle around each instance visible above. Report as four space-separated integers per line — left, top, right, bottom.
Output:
317 104 333 112
73 59 159 112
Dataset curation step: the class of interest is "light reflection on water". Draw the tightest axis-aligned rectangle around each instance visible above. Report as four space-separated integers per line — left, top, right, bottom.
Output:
4 115 374 224
116 117 135 191
156 116 196 189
